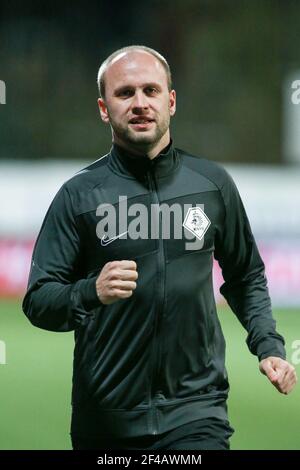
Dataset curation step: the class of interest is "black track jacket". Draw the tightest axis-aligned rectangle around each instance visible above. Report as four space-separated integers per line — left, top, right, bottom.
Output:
22 140 286 439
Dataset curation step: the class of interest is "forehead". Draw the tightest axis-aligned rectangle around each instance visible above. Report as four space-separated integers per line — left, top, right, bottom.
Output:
104 51 168 92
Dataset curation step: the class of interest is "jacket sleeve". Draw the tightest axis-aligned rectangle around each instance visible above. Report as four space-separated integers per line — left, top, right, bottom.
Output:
22 184 101 332
214 171 286 361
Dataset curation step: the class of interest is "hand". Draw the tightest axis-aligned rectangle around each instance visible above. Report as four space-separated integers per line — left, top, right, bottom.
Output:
95 260 138 305
259 356 297 395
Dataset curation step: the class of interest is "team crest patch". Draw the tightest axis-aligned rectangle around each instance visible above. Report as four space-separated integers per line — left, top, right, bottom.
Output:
182 207 211 241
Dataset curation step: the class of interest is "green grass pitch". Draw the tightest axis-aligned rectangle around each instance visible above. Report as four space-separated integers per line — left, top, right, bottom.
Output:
0 299 299 450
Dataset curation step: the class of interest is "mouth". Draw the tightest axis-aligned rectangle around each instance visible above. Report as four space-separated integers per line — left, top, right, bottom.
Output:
129 118 155 130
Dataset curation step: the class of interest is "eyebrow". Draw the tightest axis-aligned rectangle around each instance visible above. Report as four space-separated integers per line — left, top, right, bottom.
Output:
113 83 162 95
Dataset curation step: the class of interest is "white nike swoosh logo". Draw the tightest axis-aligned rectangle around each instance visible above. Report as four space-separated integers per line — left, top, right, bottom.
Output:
100 230 128 246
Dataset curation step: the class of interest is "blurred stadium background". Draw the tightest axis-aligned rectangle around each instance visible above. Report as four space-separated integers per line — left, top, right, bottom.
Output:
0 0 300 450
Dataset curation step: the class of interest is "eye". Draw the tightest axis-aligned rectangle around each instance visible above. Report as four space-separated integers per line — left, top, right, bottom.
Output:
118 89 133 98
145 87 158 95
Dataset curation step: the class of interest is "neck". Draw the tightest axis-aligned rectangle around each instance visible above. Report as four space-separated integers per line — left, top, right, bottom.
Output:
113 132 171 160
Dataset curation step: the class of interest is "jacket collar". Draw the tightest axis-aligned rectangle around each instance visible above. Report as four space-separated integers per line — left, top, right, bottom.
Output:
107 139 180 180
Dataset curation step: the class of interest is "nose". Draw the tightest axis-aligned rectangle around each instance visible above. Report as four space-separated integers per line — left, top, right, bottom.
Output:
132 90 149 112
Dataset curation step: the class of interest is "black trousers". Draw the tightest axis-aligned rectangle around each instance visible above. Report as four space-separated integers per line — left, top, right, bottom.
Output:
71 417 235 450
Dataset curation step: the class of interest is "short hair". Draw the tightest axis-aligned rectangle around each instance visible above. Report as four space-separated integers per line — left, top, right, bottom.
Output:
97 45 172 99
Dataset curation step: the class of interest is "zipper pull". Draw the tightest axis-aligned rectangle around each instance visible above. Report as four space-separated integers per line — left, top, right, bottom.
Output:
147 170 151 188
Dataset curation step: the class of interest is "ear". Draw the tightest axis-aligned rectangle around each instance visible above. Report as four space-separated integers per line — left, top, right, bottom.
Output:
169 90 176 117
98 98 110 123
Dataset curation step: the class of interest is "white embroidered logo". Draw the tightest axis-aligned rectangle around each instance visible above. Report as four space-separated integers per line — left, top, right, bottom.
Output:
182 207 211 241
101 230 128 246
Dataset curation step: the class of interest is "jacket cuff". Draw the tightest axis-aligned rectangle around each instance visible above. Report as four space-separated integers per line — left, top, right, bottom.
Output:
75 276 102 311
256 338 286 362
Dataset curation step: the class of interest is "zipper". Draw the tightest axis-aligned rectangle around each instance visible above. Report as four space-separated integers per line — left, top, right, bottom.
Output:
147 163 166 435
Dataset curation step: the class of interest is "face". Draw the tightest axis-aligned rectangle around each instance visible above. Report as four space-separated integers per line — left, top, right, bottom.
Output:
98 51 176 156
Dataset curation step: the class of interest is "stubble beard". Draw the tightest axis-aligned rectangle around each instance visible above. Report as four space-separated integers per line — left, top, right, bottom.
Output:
110 114 170 152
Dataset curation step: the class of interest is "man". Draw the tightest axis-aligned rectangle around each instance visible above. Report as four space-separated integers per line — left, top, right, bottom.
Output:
22 45 297 450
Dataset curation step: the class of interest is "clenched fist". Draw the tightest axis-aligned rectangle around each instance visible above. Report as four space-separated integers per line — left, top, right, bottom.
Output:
259 356 297 395
95 260 138 305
